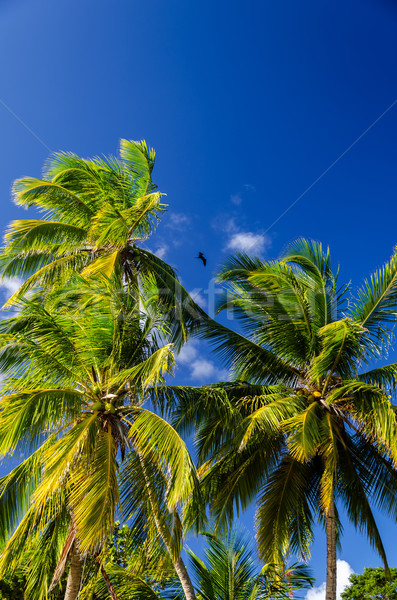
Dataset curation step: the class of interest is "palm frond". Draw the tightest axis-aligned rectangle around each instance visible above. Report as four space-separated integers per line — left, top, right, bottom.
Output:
0 388 83 456
255 455 316 564
239 394 304 450
359 363 397 392
119 139 157 196
33 414 97 507
3 219 87 254
0 437 55 541
201 318 299 385
3 251 91 307
337 433 389 571
349 249 397 356
71 427 119 553
284 401 325 462
81 250 121 279
12 177 94 224
129 409 196 508
111 344 175 392
309 319 366 385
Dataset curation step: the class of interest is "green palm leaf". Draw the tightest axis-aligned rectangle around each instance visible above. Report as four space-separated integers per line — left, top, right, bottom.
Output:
348 250 397 353
129 409 196 508
71 427 120 552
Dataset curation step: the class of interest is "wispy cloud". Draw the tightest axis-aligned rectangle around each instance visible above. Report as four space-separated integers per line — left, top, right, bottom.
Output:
189 288 207 308
154 244 168 259
190 358 219 379
166 212 191 230
0 277 23 301
306 560 354 600
177 340 229 382
177 341 200 366
213 212 270 257
190 358 229 382
212 216 237 234
226 231 270 255
230 193 243 205
230 184 256 206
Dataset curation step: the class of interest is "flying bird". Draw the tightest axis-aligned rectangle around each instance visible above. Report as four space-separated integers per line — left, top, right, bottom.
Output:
195 252 207 267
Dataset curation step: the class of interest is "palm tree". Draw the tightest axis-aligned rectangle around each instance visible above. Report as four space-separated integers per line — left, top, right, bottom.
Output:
187 530 313 600
0 276 197 600
0 139 204 346
79 522 184 600
160 239 397 600
78 525 312 600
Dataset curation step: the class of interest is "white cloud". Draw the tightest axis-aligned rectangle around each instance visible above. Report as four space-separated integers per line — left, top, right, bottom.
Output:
230 184 256 205
306 581 326 600
336 561 354 598
190 358 217 379
0 277 24 300
190 359 229 382
213 212 270 257
226 232 270 255
177 340 199 365
176 340 229 382
189 289 206 308
306 560 354 600
154 244 168 259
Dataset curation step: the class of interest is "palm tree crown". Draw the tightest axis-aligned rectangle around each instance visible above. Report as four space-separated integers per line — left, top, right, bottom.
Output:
0 139 204 347
1 140 161 289
163 239 397 600
0 276 195 599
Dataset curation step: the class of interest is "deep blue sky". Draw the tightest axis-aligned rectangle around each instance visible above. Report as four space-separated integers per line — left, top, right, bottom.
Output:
0 0 397 595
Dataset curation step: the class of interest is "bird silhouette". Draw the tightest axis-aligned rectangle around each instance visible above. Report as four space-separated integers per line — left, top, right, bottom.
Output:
195 252 207 267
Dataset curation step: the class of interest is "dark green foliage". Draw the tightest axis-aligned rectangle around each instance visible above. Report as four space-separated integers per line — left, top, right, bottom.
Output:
80 523 183 600
187 530 313 600
341 567 397 599
0 571 26 600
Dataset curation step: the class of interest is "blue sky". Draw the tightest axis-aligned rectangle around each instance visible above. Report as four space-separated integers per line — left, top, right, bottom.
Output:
0 0 397 595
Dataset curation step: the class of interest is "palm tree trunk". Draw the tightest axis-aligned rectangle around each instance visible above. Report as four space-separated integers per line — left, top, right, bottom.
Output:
64 544 83 600
325 499 337 600
173 556 197 600
137 452 197 600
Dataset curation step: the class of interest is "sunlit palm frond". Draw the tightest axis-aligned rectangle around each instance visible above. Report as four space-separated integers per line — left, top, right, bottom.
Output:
129 409 196 508
309 319 366 385
70 427 120 553
348 249 397 355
